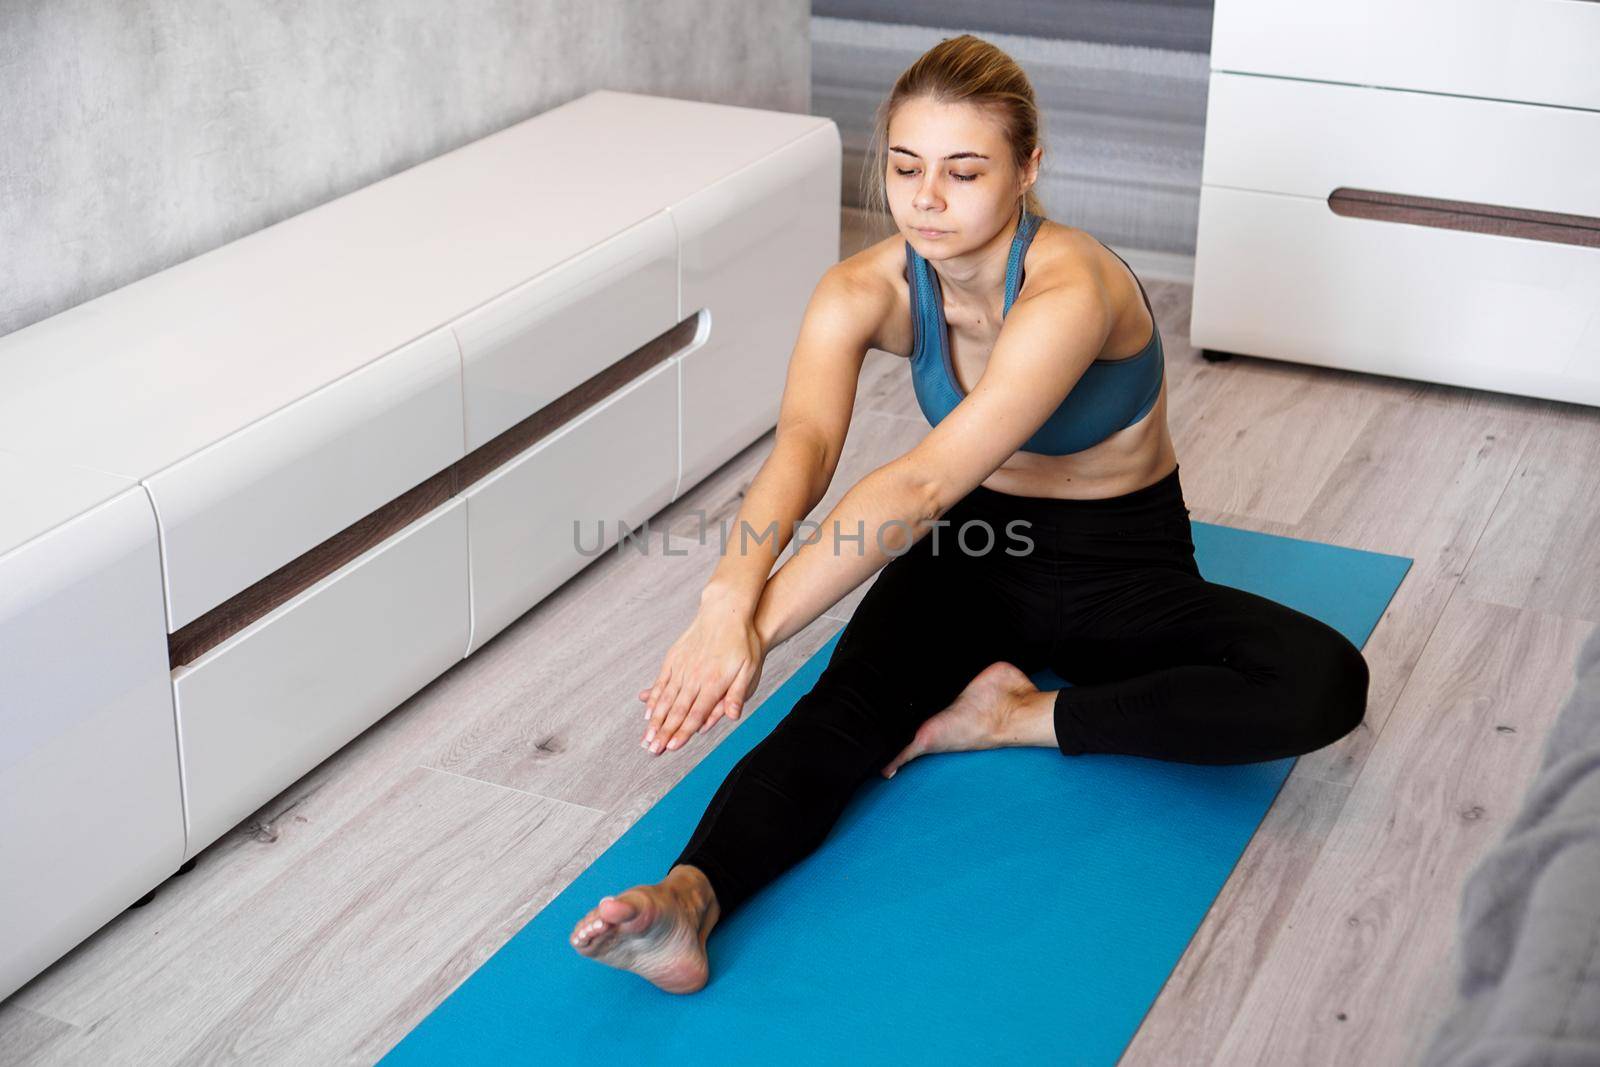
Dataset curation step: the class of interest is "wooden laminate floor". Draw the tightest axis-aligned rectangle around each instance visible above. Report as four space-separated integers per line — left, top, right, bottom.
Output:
3 209 1597 1065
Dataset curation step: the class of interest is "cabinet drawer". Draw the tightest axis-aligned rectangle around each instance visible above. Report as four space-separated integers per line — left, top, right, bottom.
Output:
145 326 465 632
1201 72 1600 220
172 498 468 855
1191 185 1600 405
463 359 677 653
1211 0 1600 112
453 213 678 451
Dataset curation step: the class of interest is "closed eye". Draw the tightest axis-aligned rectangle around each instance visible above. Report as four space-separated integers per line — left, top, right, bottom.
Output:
895 168 977 182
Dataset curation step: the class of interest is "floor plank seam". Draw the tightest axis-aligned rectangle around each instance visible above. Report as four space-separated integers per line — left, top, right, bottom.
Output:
1342 575 1464 802
1453 434 1535 589
422 765 605 815
1302 428 1532 794
1199 762 1357 1058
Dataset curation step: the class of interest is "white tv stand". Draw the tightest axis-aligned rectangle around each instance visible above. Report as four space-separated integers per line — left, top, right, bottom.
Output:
0 90 841 1000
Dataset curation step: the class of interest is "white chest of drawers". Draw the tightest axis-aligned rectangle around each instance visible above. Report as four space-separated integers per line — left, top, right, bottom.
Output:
1191 1 1600 406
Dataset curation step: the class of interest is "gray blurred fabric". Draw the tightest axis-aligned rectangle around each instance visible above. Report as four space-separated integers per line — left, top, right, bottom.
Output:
1421 624 1600 1066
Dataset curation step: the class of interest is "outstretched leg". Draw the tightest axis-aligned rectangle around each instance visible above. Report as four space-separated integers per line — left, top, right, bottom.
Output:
673 527 1052 914
570 514 1054 988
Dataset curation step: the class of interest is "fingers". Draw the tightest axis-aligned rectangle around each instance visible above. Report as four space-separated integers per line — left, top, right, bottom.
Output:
644 670 703 753
640 660 756 756
659 681 723 753
645 670 686 744
643 663 672 716
723 662 754 722
698 699 724 734
654 675 698 747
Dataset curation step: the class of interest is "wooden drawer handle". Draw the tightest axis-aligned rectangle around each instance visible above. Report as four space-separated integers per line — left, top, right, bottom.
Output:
1328 186 1600 248
168 310 703 668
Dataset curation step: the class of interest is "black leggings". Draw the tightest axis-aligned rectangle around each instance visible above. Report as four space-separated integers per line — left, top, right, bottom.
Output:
672 463 1369 919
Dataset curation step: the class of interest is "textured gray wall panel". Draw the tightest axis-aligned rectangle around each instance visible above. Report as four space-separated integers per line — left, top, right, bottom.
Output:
0 0 810 337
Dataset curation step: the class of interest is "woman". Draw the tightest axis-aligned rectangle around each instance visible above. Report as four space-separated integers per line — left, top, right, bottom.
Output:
569 34 1369 993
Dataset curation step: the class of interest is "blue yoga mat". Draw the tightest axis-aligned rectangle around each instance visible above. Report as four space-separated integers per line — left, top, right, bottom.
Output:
383 521 1410 1066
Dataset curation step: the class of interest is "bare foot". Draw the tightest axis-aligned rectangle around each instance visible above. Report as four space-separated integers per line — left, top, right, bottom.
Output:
881 660 1043 778
568 865 720 994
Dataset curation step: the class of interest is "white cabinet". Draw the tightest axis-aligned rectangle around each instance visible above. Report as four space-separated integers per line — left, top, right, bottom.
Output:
463 359 679 653
1198 74 1600 220
172 499 469 855
454 214 680 451
1193 4 1600 406
0 90 840 999
145 326 465 631
0 455 184 998
674 125 841 490
1211 0 1600 113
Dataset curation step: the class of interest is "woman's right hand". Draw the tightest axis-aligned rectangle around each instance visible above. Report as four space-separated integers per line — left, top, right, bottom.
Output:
638 593 767 755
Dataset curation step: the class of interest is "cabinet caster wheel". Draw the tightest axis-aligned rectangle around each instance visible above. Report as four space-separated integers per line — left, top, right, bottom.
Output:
1200 348 1234 363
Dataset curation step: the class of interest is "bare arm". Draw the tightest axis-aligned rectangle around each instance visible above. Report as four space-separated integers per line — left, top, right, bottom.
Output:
642 265 1111 752
752 277 1113 650
696 263 885 617
639 262 883 746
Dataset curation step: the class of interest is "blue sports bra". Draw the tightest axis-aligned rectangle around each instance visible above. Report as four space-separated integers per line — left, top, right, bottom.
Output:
904 207 1164 456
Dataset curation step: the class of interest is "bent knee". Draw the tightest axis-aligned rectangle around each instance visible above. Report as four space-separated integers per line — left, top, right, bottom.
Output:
1296 629 1370 742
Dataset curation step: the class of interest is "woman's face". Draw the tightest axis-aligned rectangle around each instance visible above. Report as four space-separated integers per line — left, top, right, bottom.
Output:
885 96 1036 256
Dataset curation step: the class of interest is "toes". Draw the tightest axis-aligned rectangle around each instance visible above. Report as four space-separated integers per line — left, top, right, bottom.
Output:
571 890 657 950
597 893 638 925
571 915 606 947
572 898 630 947
614 890 662 934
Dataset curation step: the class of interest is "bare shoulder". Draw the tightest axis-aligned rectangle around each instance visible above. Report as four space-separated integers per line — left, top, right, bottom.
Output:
1015 220 1109 299
814 233 908 355
1019 220 1156 358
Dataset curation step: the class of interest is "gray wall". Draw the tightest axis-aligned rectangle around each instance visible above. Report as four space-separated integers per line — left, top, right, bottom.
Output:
0 0 810 337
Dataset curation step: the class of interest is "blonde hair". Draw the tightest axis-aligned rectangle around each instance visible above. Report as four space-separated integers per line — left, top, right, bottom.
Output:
860 34 1045 223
